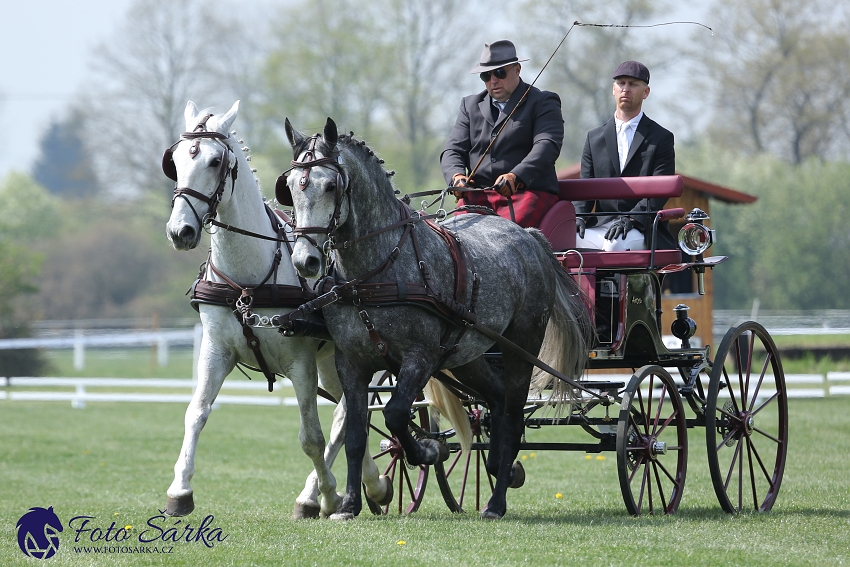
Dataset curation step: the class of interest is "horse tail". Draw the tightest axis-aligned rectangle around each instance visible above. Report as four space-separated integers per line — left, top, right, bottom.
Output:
423 377 472 455
526 230 594 415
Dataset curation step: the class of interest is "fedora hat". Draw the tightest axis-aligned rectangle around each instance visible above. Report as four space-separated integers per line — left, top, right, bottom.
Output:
470 40 528 73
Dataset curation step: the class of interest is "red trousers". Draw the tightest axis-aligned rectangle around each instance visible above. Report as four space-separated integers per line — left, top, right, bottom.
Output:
458 190 559 228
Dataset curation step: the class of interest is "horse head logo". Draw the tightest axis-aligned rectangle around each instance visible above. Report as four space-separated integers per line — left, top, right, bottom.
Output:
16 506 63 559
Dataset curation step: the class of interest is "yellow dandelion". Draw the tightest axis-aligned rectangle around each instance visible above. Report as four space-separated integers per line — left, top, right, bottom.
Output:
596 455 606 461
555 493 563 499
113 513 119 517
521 455 527 461
530 452 536 458
124 525 133 531
397 540 406 546
585 455 592 460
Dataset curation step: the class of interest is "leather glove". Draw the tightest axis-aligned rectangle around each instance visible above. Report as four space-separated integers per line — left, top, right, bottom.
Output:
576 217 586 239
451 173 472 199
604 216 634 241
493 172 523 197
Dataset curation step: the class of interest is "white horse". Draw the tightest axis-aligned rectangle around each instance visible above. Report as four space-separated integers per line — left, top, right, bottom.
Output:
164 100 393 518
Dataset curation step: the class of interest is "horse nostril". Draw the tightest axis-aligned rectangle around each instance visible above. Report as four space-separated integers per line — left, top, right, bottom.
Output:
304 256 320 275
178 225 196 243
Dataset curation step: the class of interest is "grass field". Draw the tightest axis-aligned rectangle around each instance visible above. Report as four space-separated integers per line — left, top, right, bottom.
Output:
2 390 849 566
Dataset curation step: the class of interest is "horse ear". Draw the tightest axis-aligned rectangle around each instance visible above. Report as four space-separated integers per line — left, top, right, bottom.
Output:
217 100 239 135
184 101 199 131
285 118 303 150
323 117 338 149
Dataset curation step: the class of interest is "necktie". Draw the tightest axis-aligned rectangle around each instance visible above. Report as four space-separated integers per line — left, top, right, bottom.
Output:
617 122 630 172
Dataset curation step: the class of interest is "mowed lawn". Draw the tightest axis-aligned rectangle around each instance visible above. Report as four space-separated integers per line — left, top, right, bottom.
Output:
1 395 849 566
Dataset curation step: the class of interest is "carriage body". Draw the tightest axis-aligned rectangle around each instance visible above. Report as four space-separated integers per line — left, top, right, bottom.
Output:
425 174 788 516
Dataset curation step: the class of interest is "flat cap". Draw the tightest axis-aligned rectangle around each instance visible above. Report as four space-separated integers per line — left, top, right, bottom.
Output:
613 60 650 84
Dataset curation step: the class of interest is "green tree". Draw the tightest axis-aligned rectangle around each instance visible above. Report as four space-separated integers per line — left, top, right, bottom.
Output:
0 172 58 375
678 143 850 309
697 0 850 163
82 0 259 200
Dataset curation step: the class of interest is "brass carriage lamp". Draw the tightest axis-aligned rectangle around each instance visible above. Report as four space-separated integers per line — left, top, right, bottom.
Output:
677 208 716 295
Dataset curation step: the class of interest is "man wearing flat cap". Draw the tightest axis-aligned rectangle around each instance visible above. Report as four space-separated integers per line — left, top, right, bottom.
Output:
574 60 676 250
441 40 564 228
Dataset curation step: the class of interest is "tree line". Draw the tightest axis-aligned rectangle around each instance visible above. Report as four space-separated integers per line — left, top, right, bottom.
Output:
2 0 850 344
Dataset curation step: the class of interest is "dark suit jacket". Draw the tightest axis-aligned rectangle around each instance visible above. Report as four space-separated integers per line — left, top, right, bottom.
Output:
576 114 676 248
441 80 564 194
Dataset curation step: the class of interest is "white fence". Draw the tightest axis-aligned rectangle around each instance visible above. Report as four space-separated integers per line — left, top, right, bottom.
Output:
0 325 201 371
0 376 335 409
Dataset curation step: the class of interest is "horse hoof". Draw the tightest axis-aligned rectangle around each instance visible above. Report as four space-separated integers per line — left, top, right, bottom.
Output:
329 512 356 521
509 461 526 489
164 494 195 517
366 475 394 506
421 438 450 464
292 502 321 519
480 507 503 520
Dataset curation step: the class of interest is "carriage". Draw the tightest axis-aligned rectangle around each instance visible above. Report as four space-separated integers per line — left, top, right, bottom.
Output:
362 173 788 517
165 103 786 520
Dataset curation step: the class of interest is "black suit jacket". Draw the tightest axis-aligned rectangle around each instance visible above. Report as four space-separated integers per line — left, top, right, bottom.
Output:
441 80 564 194
576 114 676 248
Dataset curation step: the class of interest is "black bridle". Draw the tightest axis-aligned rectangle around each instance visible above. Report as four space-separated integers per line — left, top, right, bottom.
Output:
164 113 238 228
278 134 349 253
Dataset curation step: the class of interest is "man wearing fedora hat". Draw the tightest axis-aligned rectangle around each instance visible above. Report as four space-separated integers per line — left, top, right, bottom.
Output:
441 40 564 228
574 60 676 251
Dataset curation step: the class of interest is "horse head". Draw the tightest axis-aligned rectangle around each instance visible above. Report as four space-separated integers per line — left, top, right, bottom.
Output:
165 100 240 250
282 117 346 278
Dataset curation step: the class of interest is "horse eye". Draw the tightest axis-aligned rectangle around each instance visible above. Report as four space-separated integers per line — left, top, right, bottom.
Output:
210 157 222 167
325 180 337 193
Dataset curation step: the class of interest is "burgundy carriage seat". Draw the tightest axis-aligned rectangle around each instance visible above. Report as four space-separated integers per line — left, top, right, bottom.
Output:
537 175 685 269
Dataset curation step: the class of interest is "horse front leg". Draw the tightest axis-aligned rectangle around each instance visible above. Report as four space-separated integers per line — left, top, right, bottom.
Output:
165 340 231 516
329 355 370 520
289 353 342 519
382 352 447 467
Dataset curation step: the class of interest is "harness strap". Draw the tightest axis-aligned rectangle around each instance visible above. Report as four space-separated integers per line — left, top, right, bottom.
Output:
236 311 277 392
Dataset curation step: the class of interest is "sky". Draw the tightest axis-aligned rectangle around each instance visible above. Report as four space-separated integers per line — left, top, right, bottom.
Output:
0 1 708 183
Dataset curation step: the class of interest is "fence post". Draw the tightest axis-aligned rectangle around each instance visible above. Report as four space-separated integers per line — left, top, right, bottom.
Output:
157 334 169 367
73 329 85 370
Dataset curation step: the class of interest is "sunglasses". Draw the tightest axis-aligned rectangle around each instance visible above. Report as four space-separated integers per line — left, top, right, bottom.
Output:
479 66 512 82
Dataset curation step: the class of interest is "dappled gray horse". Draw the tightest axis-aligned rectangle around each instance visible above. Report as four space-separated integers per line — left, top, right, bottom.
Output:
280 118 593 519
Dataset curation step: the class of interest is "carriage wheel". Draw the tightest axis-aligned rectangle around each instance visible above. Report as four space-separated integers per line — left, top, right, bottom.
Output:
616 365 688 515
364 371 429 515
706 322 788 513
432 402 494 513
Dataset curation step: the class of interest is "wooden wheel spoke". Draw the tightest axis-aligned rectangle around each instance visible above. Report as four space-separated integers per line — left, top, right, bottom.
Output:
746 434 777 488
637 462 649 512
721 366 742 415
628 452 646 484
654 407 679 438
751 391 780 418
747 354 772 412
716 424 740 453
652 462 669 512
722 435 743 492
651 383 668 436
654 456 679 485
636 386 649 436
745 436 759 510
